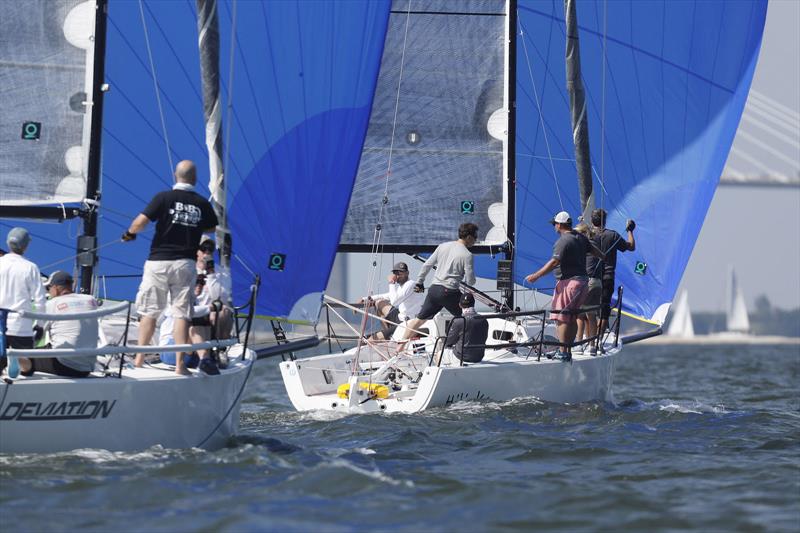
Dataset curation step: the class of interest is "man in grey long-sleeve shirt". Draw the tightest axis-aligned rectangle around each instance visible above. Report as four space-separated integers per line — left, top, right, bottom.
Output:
401 223 478 340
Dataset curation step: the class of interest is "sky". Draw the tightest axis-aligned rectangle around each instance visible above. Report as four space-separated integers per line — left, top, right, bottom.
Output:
334 0 800 314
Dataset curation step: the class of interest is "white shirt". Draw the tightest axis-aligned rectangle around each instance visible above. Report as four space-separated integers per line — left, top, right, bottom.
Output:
46 293 100 372
197 271 231 308
372 279 423 321
0 252 47 336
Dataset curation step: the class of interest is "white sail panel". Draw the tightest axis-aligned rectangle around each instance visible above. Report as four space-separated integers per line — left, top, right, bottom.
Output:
0 0 95 206
667 290 695 338
341 0 507 247
726 267 751 332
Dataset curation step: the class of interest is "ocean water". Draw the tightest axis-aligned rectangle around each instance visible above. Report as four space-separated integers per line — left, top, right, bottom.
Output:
1 344 798 532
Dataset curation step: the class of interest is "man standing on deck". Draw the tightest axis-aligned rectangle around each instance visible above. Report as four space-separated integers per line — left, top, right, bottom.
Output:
400 222 478 341
0 228 46 377
122 160 218 376
591 208 636 340
525 211 588 361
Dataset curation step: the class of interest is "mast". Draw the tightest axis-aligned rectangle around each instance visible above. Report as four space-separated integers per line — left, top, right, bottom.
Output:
504 0 517 310
196 0 230 268
78 0 109 294
564 0 593 216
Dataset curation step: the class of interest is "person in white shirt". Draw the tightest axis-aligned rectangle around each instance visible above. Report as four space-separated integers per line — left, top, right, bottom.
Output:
190 256 233 359
0 228 46 376
20 271 99 378
363 262 423 340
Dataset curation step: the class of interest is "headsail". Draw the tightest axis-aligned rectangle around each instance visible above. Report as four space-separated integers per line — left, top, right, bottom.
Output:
480 0 767 323
340 0 510 251
726 266 750 333
0 0 97 206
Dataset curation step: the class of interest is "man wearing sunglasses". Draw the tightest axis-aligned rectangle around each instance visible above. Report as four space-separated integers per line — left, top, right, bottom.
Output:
362 262 422 341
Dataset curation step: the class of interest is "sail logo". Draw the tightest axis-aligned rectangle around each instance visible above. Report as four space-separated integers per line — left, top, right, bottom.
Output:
21 121 41 140
460 200 475 215
169 202 202 227
0 400 117 421
269 253 286 271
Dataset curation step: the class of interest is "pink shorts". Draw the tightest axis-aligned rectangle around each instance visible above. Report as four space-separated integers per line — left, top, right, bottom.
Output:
551 278 589 323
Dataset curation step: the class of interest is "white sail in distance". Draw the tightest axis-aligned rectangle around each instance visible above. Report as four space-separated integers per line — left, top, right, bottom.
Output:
726 266 751 333
667 290 695 338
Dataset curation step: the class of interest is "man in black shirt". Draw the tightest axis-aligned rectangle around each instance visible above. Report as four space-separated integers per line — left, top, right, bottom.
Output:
591 208 636 337
123 160 218 375
525 211 589 361
443 292 489 364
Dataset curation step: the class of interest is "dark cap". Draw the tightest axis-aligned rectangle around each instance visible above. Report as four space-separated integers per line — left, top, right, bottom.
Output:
460 292 475 307
45 270 73 289
392 262 408 272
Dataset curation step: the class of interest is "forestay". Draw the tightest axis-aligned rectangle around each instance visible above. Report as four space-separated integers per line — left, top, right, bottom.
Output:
476 0 768 323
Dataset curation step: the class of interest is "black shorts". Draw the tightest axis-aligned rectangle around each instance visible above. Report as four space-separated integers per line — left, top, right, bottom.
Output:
21 357 90 378
380 307 401 337
417 285 463 320
600 277 615 319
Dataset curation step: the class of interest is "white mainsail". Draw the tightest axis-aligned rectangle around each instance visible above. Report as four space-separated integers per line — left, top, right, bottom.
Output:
667 290 695 338
726 266 751 333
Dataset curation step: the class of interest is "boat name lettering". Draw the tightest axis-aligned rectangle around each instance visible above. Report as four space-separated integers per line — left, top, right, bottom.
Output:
445 390 490 406
0 400 117 421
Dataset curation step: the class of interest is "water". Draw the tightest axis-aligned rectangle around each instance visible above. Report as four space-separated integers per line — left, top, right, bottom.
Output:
1 344 798 531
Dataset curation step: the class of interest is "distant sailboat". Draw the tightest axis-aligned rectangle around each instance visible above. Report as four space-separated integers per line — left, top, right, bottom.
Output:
726 267 751 333
667 290 695 338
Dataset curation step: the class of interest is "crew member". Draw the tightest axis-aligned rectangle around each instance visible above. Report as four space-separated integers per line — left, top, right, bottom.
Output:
525 211 588 361
591 208 636 338
442 292 489 364
363 262 422 340
401 222 478 342
122 160 218 375
0 228 46 377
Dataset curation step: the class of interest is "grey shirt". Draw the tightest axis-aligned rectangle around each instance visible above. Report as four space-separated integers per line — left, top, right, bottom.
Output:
46 293 100 372
417 240 476 289
552 231 588 280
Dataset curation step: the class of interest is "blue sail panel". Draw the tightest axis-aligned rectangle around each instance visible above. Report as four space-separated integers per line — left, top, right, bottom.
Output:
221 1 391 323
477 0 767 322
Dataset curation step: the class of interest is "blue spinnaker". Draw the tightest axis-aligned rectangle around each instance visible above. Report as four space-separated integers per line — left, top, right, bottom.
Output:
6 0 390 325
476 0 767 323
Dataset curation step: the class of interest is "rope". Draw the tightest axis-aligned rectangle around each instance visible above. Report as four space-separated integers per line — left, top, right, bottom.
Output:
40 238 123 271
139 0 174 174
518 21 563 210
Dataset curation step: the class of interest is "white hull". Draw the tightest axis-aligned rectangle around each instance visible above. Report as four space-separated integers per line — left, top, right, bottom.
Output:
280 317 622 414
0 346 255 454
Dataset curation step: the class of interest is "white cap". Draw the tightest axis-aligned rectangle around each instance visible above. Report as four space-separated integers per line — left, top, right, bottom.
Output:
550 211 571 225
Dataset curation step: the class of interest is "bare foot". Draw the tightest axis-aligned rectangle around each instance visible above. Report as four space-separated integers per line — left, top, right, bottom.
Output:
175 367 191 376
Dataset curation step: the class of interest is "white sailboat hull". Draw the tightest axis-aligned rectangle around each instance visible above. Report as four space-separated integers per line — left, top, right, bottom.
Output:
0 347 255 454
280 318 622 414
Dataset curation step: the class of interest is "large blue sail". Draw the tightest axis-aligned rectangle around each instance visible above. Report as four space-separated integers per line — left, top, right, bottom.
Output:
477 0 767 322
3 1 390 325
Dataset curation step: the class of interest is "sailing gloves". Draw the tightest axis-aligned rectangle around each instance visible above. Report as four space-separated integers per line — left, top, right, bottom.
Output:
414 283 425 293
121 231 136 242
626 219 636 232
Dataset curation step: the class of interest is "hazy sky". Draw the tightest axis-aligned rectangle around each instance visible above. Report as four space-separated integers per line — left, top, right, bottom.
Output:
336 0 800 314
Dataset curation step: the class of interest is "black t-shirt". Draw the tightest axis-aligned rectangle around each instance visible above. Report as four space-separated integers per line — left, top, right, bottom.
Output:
585 234 602 279
596 228 632 280
552 231 587 280
142 188 218 260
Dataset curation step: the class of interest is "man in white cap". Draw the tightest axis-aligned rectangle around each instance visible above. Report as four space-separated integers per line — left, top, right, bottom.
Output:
525 211 589 361
0 227 46 377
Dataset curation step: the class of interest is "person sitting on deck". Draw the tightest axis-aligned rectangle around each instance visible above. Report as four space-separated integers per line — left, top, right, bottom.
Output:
440 292 489 365
525 211 589 361
362 262 423 341
19 271 100 378
190 257 233 362
400 223 478 342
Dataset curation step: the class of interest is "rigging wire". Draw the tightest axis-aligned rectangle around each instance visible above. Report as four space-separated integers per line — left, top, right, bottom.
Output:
599 0 607 218
138 0 174 174
40 238 124 271
518 21 564 211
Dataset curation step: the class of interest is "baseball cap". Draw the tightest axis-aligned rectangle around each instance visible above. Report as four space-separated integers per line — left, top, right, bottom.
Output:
6 227 30 251
45 270 73 289
460 292 475 307
392 262 408 272
549 211 571 225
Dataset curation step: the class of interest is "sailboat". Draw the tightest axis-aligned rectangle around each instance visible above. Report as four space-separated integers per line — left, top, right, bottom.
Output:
666 290 695 339
725 266 751 334
280 0 768 413
0 0 390 452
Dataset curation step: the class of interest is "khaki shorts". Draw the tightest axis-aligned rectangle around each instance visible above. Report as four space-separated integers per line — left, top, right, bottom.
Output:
136 259 195 320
